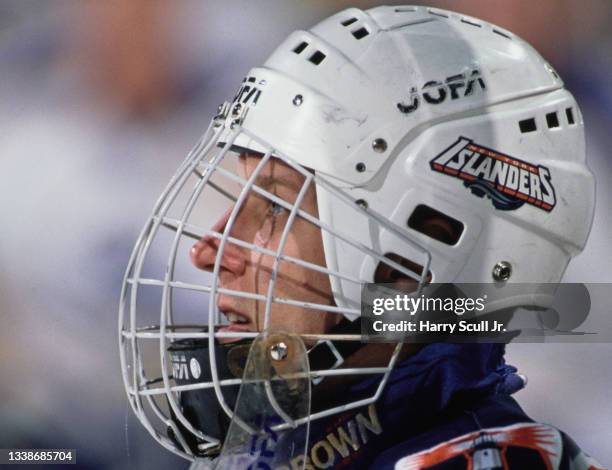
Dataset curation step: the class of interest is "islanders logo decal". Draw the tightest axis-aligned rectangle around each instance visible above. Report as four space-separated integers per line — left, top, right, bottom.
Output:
430 137 556 212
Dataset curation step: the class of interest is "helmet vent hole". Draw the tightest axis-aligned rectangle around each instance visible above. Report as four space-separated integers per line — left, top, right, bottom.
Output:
309 50 326 65
493 28 512 39
352 27 370 40
428 9 449 19
408 205 464 246
293 41 309 54
566 107 576 125
461 18 482 28
519 118 537 133
355 162 366 173
546 112 560 129
374 252 432 285
341 17 358 27
394 7 417 13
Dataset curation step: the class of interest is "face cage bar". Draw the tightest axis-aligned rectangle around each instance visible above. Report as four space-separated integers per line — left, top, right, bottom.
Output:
118 117 432 460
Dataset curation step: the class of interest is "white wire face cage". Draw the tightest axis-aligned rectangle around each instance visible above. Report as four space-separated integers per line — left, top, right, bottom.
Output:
118 110 432 461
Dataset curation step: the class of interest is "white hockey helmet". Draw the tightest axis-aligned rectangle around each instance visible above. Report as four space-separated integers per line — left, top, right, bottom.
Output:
119 5 595 461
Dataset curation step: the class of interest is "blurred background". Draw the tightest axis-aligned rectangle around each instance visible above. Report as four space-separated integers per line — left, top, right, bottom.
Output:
0 0 610 468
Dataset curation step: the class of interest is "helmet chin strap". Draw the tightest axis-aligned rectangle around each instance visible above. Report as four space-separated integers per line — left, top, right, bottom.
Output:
307 319 421 413
306 317 363 378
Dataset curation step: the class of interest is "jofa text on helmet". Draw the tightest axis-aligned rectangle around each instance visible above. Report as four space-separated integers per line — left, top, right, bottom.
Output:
398 69 486 114
232 76 263 107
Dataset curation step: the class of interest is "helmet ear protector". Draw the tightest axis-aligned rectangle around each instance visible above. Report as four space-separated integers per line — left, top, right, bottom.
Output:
119 5 594 461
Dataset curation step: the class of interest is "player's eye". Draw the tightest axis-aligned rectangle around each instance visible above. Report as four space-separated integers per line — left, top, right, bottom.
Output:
267 201 286 217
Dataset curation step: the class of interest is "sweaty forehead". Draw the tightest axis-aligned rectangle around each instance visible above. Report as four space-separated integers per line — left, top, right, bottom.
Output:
238 153 307 192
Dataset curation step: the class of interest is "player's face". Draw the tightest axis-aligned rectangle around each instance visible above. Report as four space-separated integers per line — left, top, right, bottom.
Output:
190 154 341 342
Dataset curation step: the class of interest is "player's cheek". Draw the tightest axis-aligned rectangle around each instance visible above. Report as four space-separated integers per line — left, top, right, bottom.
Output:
253 211 278 247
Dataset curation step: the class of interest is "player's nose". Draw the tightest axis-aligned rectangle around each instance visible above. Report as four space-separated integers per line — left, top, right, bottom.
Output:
190 209 246 275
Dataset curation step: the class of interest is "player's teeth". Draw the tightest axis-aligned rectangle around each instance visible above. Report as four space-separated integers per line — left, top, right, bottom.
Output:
227 313 246 323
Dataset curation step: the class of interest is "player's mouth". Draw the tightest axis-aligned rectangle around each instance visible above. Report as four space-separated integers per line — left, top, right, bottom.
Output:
224 312 249 324
218 309 254 343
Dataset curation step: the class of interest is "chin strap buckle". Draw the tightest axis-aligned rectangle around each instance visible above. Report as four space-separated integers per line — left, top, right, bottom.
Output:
308 339 345 385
